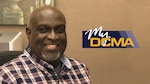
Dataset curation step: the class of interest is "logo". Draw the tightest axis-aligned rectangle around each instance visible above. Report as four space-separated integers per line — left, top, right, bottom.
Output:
82 26 139 48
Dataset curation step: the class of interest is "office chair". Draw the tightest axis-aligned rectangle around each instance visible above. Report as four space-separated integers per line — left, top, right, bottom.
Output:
0 51 22 66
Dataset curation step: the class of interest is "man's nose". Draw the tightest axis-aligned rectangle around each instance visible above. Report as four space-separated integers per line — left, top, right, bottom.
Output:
47 30 59 40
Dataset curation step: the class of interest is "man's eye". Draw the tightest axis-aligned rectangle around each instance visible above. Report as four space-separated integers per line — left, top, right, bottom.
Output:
55 26 65 33
38 26 48 33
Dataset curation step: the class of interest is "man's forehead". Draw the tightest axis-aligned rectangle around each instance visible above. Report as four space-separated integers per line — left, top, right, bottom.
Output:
31 7 64 17
31 7 65 22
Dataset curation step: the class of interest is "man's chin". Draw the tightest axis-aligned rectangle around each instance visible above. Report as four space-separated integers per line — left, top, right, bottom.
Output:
41 52 61 62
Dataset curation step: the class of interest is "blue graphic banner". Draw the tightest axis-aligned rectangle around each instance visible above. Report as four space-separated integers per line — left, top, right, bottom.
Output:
82 26 139 48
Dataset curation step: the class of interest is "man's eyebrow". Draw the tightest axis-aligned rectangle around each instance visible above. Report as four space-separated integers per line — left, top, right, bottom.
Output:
55 24 66 27
35 24 65 29
57 24 65 26
36 24 48 28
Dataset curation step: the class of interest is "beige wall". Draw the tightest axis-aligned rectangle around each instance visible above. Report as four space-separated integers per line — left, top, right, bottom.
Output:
0 0 150 84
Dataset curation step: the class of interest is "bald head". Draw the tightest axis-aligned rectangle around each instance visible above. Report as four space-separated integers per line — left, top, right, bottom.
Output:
27 6 66 28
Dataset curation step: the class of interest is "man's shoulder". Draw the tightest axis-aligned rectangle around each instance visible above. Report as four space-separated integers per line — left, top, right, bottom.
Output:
68 57 84 64
68 57 81 63
66 57 90 81
0 54 29 70
67 57 88 69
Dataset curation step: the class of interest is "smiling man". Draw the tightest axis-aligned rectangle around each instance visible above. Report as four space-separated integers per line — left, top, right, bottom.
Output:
0 6 90 84
26 6 67 69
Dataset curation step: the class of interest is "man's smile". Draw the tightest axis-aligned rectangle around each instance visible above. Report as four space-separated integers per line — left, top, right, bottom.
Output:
45 44 58 51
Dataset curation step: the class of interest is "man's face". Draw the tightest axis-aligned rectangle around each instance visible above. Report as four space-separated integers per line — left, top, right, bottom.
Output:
27 9 67 63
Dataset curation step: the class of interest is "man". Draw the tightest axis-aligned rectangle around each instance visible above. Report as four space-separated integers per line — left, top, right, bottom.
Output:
0 6 90 83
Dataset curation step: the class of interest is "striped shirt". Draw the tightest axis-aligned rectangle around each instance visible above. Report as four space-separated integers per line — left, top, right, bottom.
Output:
0 46 90 84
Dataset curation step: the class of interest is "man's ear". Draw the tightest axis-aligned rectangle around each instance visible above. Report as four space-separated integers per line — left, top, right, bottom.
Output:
26 27 31 40
26 28 31 34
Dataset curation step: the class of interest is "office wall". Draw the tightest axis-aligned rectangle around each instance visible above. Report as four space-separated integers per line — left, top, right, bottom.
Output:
0 0 150 84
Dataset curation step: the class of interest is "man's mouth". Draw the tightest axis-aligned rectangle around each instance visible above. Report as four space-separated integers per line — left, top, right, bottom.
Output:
45 44 58 51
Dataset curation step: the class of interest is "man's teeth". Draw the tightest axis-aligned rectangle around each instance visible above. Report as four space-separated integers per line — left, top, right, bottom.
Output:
47 45 57 50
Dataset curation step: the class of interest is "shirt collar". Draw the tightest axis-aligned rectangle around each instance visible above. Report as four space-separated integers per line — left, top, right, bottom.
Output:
24 45 72 69
60 55 72 69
